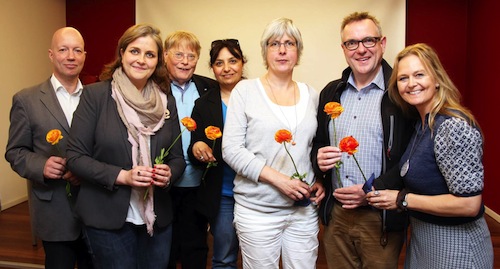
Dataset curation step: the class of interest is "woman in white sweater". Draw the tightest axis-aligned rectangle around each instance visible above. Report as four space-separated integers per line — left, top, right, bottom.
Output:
222 17 325 269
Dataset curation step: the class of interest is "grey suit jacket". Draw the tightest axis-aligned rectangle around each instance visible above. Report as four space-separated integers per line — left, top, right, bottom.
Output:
66 80 186 230
5 78 82 241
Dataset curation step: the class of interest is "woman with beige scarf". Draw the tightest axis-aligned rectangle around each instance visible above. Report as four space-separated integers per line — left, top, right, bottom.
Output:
67 24 185 268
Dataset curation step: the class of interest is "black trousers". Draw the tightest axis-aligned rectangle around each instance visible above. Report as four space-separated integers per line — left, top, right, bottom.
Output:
167 186 208 269
42 233 93 269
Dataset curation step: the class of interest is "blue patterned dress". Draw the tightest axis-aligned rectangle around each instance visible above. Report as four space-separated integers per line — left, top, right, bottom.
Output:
401 113 493 269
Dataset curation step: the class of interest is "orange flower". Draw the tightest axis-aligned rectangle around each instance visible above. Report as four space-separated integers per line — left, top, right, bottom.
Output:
339 136 359 155
324 102 344 119
46 129 63 145
181 117 197 132
275 129 293 144
205 126 222 140
274 129 306 181
201 126 223 184
339 136 366 181
46 129 71 197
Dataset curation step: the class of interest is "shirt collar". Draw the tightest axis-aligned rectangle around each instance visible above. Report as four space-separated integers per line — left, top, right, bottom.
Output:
347 67 385 92
50 74 83 96
171 79 193 92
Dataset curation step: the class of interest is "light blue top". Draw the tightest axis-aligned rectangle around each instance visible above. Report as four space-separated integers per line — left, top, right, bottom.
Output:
171 80 203 187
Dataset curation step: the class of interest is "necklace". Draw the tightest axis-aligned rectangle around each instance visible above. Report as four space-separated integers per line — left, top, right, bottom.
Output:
400 124 428 177
265 75 298 145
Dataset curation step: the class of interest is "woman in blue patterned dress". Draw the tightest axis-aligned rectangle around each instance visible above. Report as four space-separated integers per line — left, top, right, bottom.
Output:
366 43 493 268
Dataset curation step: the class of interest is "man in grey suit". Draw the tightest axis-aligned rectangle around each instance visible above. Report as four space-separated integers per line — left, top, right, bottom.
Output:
5 27 92 269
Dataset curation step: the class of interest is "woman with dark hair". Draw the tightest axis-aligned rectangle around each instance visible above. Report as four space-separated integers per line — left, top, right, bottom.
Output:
367 43 493 268
188 38 246 268
67 23 185 268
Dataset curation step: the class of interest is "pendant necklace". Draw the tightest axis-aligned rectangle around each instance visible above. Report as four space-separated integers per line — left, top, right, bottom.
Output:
266 75 298 145
400 123 428 177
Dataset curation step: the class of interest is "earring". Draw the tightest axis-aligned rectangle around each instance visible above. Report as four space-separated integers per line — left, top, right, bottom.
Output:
435 84 440 89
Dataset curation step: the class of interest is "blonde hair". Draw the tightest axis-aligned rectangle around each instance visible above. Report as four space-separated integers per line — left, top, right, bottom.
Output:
163 30 201 56
388 43 478 132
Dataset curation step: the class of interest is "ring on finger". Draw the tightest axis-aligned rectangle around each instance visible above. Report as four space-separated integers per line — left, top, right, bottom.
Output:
137 171 141 176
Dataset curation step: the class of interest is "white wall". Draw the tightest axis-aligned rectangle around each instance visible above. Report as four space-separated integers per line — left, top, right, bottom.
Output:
0 0 66 210
137 0 406 91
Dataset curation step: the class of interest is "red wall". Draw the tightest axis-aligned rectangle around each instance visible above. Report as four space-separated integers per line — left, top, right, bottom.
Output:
66 0 135 84
465 0 500 213
407 0 499 213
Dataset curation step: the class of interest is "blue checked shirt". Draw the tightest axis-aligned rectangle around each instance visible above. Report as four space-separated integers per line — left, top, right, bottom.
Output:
331 68 385 188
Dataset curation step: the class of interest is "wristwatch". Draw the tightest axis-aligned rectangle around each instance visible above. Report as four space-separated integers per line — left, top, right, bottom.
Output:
401 193 409 209
396 189 409 212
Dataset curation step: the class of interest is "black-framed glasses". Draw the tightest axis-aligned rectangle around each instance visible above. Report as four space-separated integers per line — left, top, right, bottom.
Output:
267 41 296 51
211 39 240 48
343 37 381 51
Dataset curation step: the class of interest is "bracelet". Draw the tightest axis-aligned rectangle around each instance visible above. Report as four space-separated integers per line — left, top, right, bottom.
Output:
396 189 408 212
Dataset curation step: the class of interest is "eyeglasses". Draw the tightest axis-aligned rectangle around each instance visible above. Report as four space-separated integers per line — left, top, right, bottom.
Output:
170 51 198 62
211 39 240 48
267 41 296 51
342 37 382 51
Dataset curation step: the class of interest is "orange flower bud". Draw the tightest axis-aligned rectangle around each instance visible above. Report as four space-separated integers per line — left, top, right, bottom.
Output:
205 126 222 140
181 117 197 132
46 129 63 145
339 136 359 155
324 102 344 119
275 129 293 144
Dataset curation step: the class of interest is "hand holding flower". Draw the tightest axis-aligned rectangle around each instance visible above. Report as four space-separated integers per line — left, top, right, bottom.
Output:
201 126 222 184
275 129 312 206
45 129 72 198
324 102 344 187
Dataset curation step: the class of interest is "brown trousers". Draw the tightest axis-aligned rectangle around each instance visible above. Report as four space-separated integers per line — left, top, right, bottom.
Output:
322 203 404 269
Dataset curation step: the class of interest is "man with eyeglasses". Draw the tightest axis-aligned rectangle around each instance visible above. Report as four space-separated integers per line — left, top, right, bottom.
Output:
311 12 413 269
163 30 218 269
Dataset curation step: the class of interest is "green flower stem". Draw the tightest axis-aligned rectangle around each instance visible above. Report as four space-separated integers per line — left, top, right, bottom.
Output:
333 120 338 147
352 154 367 182
283 143 305 181
54 144 72 198
161 127 187 162
332 120 343 188
334 166 343 188
145 127 187 200
201 139 218 185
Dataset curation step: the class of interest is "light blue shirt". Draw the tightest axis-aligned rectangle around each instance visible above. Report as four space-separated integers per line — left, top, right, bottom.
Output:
332 68 385 188
171 80 203 187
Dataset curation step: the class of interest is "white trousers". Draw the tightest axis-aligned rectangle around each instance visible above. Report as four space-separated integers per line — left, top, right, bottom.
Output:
234 203 319 269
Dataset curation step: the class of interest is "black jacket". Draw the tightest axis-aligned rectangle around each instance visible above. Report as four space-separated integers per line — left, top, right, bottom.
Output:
311 59 414 231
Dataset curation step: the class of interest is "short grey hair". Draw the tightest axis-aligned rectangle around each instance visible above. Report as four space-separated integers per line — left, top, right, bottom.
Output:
260 17 303 68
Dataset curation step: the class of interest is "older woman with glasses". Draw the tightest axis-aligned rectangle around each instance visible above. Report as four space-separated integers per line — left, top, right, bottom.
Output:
222 18 325 268
187 38 246 269
163 30 219 269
